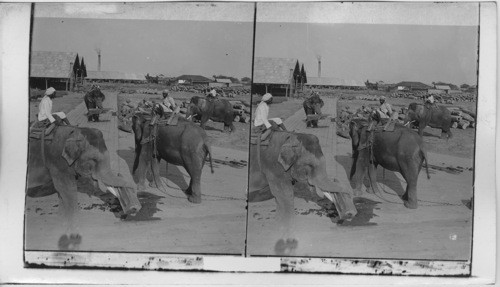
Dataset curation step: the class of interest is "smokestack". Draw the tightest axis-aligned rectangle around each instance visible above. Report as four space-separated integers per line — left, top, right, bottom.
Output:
96 48 101 72
317 55 322 78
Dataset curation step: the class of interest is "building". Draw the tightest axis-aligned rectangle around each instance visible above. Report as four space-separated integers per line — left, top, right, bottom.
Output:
395 81 432 91
209 78 232 88
175 75 213 86
30 51 78 91
86 71 146 83
252 57 297 97
433 84 451 94
305 77 366 90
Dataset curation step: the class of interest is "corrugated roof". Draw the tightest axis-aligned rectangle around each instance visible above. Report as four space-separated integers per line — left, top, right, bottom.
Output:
395 81 432 89
30 51 77 78
306 77 365 87
434 85 451 90
216 78 232 84
176 75 213 83
86 71 146 81
253 57 297 85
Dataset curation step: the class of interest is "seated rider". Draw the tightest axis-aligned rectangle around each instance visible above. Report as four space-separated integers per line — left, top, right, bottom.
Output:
207 88 217 100
374 96 397 130
424 94 436 109
37 87 71 127
160 89 180 114
254 93 287 134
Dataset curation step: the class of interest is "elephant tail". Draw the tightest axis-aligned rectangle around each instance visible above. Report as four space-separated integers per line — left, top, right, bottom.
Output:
204 143 214 174
420 148 430 180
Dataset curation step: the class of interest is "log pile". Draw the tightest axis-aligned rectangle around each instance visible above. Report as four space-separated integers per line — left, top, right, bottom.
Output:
230 100 251 123
448 107 476 129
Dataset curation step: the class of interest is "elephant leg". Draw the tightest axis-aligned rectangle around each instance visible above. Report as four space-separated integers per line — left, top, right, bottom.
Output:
366 164 381 195
134 146 150 192
351 152 368 196
184 152 205 204
52 173 82 250
401 162 419 209
312 119 319 128
200 115 209 129
267 174 297 255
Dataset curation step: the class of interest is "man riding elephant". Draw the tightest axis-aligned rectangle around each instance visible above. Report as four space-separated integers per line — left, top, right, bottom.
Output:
349 117 430 209
132 104 214 204
248 130 357 255
84 85 106 122
303 92 324 128
186 95 235 132
405 101 453 139
35 87 71 128
254 93 287 139
27 125 141 250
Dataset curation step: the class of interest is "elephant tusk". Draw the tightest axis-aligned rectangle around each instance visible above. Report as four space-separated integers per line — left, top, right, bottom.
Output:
323 191 334 202
186 115 192 120
106 186 119 198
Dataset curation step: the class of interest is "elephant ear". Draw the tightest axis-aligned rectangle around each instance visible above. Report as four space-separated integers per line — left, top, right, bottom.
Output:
62 132 86 166
278 135 301 171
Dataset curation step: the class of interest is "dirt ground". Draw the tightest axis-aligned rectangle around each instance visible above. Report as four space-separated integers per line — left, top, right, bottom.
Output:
246 92 473 261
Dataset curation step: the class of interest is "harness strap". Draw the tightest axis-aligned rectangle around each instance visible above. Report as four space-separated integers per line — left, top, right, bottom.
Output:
41 128 46 166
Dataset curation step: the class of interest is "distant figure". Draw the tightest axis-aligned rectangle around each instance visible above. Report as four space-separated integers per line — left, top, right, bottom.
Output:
37 87 70 126
254 93 287 132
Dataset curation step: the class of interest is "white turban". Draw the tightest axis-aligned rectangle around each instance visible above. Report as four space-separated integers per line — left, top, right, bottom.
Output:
262 93 272 102
45 87 56 96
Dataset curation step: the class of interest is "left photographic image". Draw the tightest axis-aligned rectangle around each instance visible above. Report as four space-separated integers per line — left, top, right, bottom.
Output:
25 3 254 258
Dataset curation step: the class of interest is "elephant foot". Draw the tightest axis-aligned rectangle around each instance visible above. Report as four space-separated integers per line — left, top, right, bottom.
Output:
404 200 418 209
187 194 202 204
58 233 82 250
274 238 298 255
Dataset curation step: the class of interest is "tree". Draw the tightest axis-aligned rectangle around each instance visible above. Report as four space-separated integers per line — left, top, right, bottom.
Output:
293 60 300 96
241 77 251 83
460 83 470 89
73 54 80 78
300 64 307 89
80 57 87 79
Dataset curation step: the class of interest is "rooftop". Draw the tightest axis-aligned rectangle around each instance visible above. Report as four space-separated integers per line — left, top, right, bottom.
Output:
253 57 297 85
30 51 78 78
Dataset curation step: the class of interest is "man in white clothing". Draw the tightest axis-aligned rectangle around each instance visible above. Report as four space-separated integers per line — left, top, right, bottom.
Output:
38 87 70 126
254 93 287 132
160 89 179 114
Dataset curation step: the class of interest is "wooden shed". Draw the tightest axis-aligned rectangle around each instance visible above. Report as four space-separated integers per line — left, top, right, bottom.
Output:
30 51 78 91
252 57 297 97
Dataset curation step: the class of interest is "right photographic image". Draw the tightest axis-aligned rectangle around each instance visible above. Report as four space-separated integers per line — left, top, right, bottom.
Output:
246 1 478 268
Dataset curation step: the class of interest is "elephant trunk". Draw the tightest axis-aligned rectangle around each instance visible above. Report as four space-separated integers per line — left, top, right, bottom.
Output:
309 157 357 220
93 153 141 215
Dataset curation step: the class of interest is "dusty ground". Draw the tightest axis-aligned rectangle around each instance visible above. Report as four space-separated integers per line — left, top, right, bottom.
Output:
246 92 473 261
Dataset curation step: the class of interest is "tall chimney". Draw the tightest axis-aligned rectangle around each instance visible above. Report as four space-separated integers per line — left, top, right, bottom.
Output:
96 48 101 71
317 55 322 78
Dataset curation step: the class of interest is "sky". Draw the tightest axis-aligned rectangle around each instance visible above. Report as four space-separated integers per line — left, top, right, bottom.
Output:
255 22 479 86
31 17 254 79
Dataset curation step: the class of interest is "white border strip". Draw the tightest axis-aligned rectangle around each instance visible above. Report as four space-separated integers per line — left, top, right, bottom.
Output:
281 258 470 276
25 251 204 271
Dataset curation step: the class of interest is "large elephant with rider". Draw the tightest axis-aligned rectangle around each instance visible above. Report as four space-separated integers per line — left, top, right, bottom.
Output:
303 93 324 128
132 112 214 204
405 103 453 139
348 118 430 209
27 125 141 249
248 131 357 254
185 96 235 132
84 86 106 122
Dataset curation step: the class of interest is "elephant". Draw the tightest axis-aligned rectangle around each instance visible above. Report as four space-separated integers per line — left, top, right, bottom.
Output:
185 96 235 132
303 93 324 128
132 113 214 204
27 125 141 250
248 131 357 254
84 86 106 122
405 103 453 139
348 118 430 209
